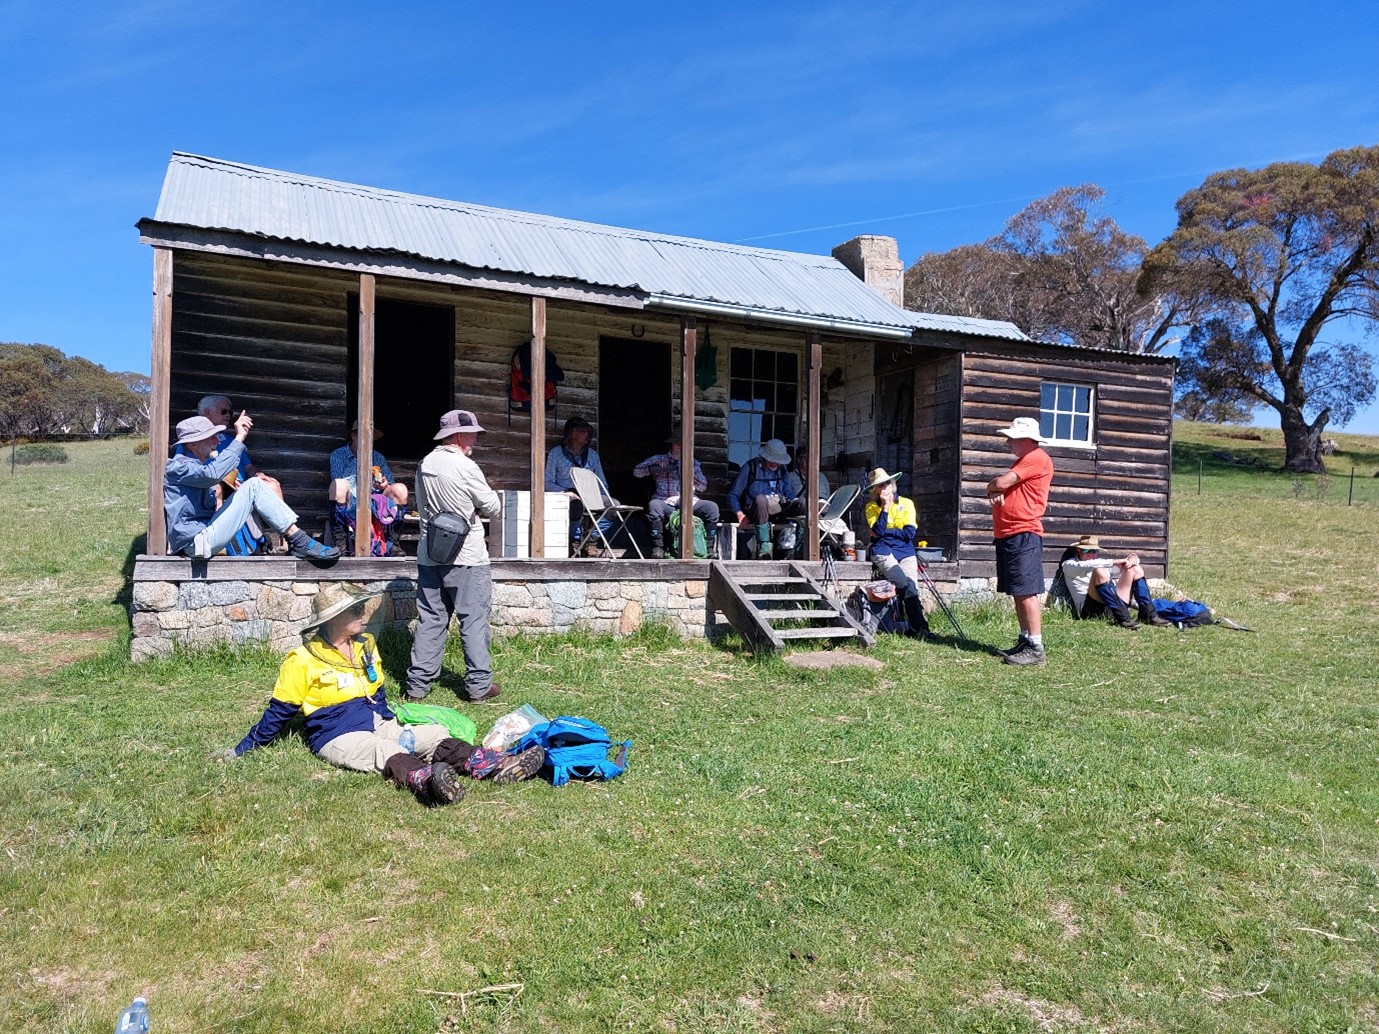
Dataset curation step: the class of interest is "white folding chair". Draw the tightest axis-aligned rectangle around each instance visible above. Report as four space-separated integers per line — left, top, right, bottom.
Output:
818 484 860 553
569 466 645 560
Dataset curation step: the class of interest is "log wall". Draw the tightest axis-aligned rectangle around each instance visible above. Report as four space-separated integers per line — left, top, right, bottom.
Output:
165 251 883 539
955 346 1174 578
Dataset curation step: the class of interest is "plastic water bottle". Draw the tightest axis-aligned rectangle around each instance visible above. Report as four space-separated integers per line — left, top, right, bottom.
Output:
115 997 149 1033
398 728 416 754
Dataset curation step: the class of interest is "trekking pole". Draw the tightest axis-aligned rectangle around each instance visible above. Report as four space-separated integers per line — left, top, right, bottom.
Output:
915 561 969 643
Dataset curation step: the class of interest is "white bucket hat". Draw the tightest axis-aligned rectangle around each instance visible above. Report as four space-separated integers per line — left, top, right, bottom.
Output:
996 416 1049 443
174 415 224 445
759 439 791 465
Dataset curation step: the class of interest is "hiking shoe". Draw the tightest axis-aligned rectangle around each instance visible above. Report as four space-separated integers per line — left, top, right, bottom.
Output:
1112 613 1140 630
467 682 502 703
407 761 465 806
492 745 546 784
463 746 503 779
1002 641 1047 666
650 544 666 560
1140 608 1172 627
289 536 340 561
998 636 1028 657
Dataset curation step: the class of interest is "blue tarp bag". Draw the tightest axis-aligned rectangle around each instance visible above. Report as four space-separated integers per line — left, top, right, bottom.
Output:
1152 599 1214 626
517 716 631 787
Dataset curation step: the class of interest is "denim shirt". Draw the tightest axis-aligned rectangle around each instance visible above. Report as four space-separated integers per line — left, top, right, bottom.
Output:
545 444 608 494
727 458 799 514
164 439 247 554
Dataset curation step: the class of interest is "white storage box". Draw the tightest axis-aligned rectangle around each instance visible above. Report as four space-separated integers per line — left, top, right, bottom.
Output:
500 491 570 558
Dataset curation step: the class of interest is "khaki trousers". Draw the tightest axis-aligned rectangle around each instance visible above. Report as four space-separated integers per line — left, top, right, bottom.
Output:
316 714 452 774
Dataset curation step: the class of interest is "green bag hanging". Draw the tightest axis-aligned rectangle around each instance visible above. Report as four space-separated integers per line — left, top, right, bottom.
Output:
390 700 478 743
694 326 718 391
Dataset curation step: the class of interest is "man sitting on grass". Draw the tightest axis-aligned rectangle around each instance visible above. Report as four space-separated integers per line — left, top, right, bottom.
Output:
1059 535 1170 629
164 412 338 561
212 583 544 805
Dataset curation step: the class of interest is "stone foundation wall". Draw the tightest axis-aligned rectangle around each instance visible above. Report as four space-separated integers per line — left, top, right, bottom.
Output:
131 573 879 661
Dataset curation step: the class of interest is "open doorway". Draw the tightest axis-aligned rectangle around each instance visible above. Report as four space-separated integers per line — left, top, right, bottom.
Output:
347 297 455 464
598 336 670 504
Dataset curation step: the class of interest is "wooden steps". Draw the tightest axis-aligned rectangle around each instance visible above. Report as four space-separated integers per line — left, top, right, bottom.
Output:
708 560 875 653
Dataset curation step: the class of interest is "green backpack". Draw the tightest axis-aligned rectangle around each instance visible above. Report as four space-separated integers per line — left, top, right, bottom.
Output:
665 509 708 559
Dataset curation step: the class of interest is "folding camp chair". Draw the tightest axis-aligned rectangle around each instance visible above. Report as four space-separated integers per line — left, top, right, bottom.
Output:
569 466 645 560
818 484 860 557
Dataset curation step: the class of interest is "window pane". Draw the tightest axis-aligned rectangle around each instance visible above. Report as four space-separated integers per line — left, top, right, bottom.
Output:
1072 415 1089 441
731 349 752 378
777 383 797 414
1040 413 1054 439
758 383 776 412
729 379 751 403
1055 413 1072 440
778 352 798 382
754 350 775 379
1056 384 1073 411
1074 386 1091 414
1041 383 1056 409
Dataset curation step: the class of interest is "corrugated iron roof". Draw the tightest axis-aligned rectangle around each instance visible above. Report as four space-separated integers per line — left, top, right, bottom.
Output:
150 153 1028 341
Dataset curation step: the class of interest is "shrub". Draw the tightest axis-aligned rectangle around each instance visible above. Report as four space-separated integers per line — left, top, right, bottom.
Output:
13 443 69 465
133 439 150 455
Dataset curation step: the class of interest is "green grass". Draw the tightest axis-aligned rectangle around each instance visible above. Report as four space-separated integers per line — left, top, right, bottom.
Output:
2 432 1377 1032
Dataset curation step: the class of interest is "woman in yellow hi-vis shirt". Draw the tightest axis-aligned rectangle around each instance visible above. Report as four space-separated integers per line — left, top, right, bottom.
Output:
863 468 932 639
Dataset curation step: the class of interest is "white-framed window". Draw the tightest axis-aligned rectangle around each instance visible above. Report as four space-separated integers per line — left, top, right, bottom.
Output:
1040 381 1094 445
728 347 799 468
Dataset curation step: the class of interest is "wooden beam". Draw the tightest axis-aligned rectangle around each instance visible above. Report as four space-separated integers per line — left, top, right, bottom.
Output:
804 331 822 561
529 297 547 558
679 317 697 560
146 247 173 555
354 274 376 556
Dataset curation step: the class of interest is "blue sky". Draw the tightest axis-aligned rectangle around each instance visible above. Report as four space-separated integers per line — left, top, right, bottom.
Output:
3 1 1377 428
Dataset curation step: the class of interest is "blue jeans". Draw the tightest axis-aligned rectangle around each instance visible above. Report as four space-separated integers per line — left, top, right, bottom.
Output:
190 478 299 558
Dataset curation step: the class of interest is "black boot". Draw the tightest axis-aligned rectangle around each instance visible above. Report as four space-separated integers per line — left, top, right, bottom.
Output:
903 594 932 640
383 753 465 806
1096 583 1139 629
1132 578 1171 626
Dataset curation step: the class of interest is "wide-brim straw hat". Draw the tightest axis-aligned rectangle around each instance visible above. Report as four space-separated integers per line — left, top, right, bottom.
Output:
997 416 1050 443
759 438 791 465
865 467 902 491
1072 535 1100 552
301 583 382 634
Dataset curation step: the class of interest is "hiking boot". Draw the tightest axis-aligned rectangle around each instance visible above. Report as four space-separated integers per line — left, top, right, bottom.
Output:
407 761 465 806
288 534 340 561
650 543 666 560
467 682 503 703
1002 641 1047 666
1139 603 1171 627
492 745 546 784
1111 611 1140 630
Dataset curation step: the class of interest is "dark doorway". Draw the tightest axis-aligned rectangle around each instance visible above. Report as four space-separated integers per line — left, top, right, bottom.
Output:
598 336 671 504
348 298 455 463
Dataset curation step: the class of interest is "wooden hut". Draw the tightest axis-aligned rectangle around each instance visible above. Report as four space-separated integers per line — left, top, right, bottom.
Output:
129 154 1174 658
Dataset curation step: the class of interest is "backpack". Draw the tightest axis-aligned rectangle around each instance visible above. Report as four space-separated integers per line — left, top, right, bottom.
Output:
508 342 565 411
846 582 909 636
1152 599 1215 627
516 716 631 787
666 509 708 559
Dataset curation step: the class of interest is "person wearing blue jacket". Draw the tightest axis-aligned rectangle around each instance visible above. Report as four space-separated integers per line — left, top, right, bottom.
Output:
163 413 337 561
727 439 806 559
863 467 932 639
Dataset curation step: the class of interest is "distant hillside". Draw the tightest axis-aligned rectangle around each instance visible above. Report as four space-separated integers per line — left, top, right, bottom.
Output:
1173 420 1379 502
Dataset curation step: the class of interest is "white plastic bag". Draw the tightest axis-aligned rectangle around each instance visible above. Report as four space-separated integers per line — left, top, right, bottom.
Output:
482 704 547 751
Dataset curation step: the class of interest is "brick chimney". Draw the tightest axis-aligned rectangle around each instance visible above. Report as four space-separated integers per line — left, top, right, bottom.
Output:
831 235 903 307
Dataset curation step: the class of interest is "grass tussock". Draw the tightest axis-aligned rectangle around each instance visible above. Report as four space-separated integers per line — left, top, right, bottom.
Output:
1 431 1377 1032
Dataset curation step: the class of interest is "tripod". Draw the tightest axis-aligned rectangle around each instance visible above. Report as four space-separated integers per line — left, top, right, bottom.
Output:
915 560 968 642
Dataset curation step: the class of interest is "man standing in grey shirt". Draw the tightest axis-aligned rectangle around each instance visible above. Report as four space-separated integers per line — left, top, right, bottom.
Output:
405 410 504 703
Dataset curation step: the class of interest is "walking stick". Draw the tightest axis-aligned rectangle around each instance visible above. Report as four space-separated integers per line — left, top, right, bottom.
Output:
915 560 969 642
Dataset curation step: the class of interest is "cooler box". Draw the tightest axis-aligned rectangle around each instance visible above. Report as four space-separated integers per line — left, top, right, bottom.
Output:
915 547 946 564
500 491 570 558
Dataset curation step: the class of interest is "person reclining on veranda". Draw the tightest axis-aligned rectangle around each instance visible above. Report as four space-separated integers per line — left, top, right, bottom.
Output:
163 412 338 561
1059 534 1170 630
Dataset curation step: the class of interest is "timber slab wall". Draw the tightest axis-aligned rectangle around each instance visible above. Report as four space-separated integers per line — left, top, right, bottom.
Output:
128 557 899 661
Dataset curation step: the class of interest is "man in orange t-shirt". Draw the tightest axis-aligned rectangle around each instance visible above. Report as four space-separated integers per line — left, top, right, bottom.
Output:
985 417 1054 666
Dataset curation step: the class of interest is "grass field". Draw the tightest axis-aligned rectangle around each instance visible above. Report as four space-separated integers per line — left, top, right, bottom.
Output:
1 430 1376 1033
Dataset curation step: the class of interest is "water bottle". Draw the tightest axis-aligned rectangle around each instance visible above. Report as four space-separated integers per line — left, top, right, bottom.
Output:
115 997 149 1033
398 728 416 754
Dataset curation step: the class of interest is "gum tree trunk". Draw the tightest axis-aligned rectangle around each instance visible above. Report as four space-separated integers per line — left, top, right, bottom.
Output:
1280 406 1327 473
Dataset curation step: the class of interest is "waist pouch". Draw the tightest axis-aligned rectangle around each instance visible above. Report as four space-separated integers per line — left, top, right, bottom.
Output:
426 511 472 564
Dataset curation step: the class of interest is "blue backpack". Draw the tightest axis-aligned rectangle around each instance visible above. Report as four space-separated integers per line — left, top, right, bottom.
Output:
1153 599 1214 626
517 716 631 787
